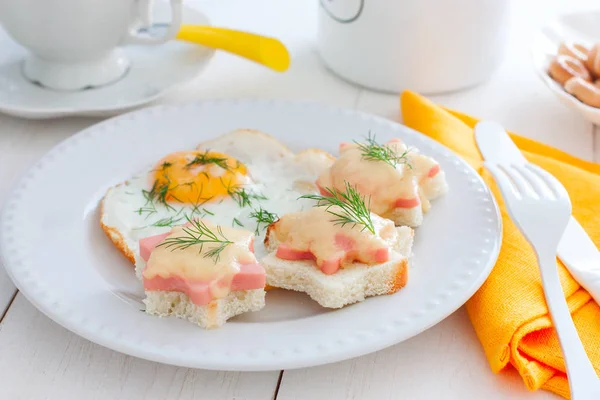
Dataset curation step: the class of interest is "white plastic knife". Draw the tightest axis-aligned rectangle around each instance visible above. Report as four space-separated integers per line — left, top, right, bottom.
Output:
475 121 600 305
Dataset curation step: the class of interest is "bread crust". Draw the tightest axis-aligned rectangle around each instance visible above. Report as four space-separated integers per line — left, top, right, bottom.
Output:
388 258 409 294
263 219 280 251
262 219 413 307
144 288 266 329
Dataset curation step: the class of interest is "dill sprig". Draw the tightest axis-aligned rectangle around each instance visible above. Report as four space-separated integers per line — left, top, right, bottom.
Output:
249 207 279 234
232 218 244 227
151 214 185 227
354 132 411 169
157 217 233 263
135 203 158 219
150 162 173 173
222 180 267 208
299 181 375 234
142 178 177 211
231 188 267 208
183 184 214 217
149 208 186 227
159 161 173 170
174 181 197 190
186 150 230 170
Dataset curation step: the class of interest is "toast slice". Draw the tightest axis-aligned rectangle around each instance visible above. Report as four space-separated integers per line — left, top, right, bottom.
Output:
262 223 414 308
144 289 265 329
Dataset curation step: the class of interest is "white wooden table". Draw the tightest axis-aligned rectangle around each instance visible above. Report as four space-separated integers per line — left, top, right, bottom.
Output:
0 1 597 399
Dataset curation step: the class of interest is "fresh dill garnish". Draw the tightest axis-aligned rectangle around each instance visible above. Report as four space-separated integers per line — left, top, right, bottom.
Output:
203 208 214 216
149 208 185 227
249 207 279 235
232 218 244 227
157 217 233 263
150 161 173 173
135 203 158 219
354 132 411 169
231 187 253 207
299 181 375 234
175 181 197 190
183 185 213 217
142 178 177 211
151 214 185 227
186 150 230 170
225 182 267 208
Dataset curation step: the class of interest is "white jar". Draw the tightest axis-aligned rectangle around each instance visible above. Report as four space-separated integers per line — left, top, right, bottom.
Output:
317 0 510 94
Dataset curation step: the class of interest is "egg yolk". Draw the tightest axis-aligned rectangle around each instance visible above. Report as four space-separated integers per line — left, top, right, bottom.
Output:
151 150 248 204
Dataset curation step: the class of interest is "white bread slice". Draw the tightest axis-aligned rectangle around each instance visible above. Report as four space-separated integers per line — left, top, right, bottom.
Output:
422 170 449 200
262 225 414 308
144 288 266 329
381 206 423 229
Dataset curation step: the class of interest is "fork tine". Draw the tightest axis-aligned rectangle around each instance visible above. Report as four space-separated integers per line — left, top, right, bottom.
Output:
512 165 553 199
485 164 520 201
525 164 570 200
500 165 536 197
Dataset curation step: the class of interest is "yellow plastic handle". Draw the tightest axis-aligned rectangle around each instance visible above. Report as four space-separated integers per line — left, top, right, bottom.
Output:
176 25 290 72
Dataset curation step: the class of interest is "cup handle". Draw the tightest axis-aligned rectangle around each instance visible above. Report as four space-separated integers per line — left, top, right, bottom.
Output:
123 0 183 45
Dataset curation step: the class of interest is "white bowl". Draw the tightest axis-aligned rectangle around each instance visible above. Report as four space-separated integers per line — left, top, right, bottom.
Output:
532 10 600 125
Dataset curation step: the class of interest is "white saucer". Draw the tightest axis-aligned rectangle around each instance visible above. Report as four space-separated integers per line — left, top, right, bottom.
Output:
0 4 214 120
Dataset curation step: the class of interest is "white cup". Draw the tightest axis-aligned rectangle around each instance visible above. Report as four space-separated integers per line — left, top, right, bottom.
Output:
0 0 183 91
317 0 510 94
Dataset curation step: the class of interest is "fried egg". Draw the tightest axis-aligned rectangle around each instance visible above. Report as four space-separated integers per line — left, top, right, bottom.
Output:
100 129 334 278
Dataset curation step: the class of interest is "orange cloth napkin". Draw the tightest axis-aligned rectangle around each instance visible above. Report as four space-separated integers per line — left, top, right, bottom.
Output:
400 91 600 398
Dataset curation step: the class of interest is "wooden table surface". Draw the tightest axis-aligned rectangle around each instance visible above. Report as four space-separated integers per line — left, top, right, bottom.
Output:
0 1 597 399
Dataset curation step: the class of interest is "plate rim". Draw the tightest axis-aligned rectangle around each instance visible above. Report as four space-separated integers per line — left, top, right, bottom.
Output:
0 99 502 371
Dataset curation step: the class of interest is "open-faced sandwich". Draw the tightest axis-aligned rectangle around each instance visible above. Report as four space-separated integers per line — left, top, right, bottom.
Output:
262 183 414 308
316 134 448 227
138 218 266 329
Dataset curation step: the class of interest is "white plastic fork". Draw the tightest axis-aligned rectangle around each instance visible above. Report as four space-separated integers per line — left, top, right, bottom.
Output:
483 159 600 399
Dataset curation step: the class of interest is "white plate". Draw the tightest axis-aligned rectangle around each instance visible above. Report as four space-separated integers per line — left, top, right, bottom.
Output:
0 100 501 371
532 10 600 125
0 3 214 120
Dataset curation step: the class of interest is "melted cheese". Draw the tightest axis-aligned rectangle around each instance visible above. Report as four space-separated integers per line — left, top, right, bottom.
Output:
143 221 257 300
317 140 440 216
394 142 439 182
273 207 398 267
